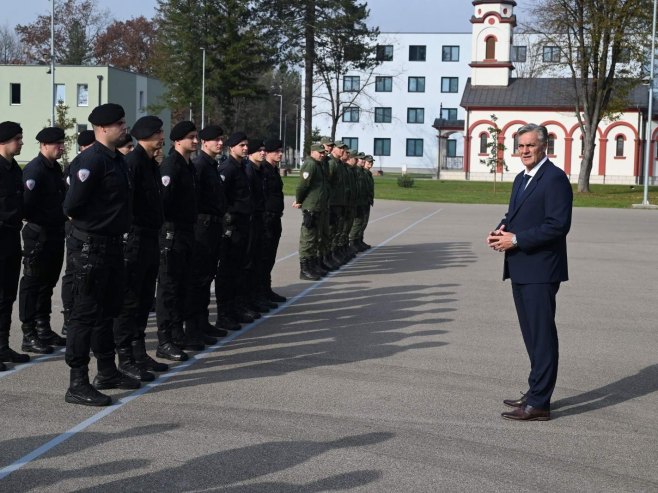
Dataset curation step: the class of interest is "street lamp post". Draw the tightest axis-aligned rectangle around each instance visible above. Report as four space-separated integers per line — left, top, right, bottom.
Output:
294 103 299 167
274 93 282 139
642 0 657 205
50 0 55 125
200 48 206 128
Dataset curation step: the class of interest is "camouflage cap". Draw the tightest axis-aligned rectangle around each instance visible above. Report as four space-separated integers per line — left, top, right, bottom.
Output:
348 149 358 156
320 136 334 145
333 140 348 149
357 152 366 159
310 143 325 152
364 155 374 162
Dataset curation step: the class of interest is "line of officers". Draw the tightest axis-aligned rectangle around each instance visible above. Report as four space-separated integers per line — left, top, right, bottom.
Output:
0 103 298 407
294 138 376 281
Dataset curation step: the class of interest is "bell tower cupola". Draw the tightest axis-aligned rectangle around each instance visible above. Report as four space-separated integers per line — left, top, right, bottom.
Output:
470 0 516 86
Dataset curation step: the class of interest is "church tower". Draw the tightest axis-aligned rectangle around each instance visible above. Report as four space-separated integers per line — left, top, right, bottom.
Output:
470 0 516 86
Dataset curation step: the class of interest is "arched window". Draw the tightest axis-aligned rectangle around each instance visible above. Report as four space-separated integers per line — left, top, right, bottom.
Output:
513 133 519 154
485 36 496 60
615 135 625 157
547 134 556 156
479 132 488 154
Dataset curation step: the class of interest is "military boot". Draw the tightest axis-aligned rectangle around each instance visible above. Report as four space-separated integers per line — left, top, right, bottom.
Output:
156 342 189 362
323 254 339 271
117 346 154 382
215 307 241 331
35 319 66 346
312 257 329 277
0 331 30 364
266 285 287 303
65 367 112 406
0 361 6 371
92 352 141 390
132 338 169 372
21 322 53 354
330 249 343 268
183 319 205 351
299 259 321 281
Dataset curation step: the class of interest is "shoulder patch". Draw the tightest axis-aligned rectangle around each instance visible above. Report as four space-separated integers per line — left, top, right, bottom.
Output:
302 172 310 180
78 169 90 182
25 179 36 191
161 175 171 187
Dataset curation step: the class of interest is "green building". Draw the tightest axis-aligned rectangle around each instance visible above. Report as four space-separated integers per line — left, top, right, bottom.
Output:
0 64 171 164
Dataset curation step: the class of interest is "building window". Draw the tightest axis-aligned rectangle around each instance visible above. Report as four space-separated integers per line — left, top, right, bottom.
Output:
376 45 394 61
547 134 556 155
374 138 391 156
343 76 360 92
408 76 426 92
375 76 392 92
513 133 519 154
485 36 496 59
10 83 21 105
441 108 458 120
511 45 527 62
479 133 489 154
615 135 625 157
442 45 459 62
447 139 457 157
343 137 358 151
55 83 66 104
409 45 426 61
406 139 423 157
543 46 561 63
441 77 458 93
77 84 89 106
342 106 360 123
374 107 392 123
407 108 425 124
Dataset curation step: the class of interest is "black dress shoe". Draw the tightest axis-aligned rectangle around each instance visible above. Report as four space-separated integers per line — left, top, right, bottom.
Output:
501 404 550 421
156 342 189 361
503 391 528 408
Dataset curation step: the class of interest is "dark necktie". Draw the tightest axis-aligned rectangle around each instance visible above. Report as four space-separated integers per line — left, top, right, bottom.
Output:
514 174 531 208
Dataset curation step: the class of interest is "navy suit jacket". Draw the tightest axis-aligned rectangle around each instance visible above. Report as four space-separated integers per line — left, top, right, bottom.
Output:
498 159 573 284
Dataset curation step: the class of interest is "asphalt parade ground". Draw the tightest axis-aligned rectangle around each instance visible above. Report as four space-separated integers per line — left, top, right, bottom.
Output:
1 199 657 492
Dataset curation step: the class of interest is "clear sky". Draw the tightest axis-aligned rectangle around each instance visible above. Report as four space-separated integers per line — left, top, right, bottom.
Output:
9 0 479 32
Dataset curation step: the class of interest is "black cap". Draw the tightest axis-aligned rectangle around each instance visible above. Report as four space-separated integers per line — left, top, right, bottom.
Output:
198 125 224 141
132 116 163 140
88 103 125 126
247 139 264 154
264 138 283 152
0 121 23 143
170 121 196 141
116 133 133 148
77 130 95 147
36 127 65 143
227 131 248 148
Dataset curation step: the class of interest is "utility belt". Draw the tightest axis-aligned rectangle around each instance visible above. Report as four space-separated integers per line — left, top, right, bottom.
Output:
197 213 223 224
130 224 160 238
23 222 65 240
70 226 123 246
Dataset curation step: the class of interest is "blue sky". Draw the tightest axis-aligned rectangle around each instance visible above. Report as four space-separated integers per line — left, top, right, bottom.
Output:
11 0 477 32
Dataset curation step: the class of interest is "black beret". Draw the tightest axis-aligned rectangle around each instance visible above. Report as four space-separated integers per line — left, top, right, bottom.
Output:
36 127 65 143
88 103 125 126
264 138 283 152
247 139 264 155
116 133 133 148
227 131 248 148
198 125 224 141
0 121 23 143
77 130 95 147
170 120 196 141
132 116 163 140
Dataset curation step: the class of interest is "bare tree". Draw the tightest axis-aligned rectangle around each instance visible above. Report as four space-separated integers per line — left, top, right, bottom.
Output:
0 23 24 63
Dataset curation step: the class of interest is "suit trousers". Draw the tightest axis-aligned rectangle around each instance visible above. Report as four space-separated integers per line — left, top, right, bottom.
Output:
511 282 560 409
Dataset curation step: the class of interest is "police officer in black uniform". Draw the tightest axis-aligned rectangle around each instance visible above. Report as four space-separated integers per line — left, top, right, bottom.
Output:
216 132 255 325
0 121 30 371
18 127 68 355
261 138 287 303
61 129 95 336
63 103 139 406
113 116 168 381
156 121 198 360
188 125 232 338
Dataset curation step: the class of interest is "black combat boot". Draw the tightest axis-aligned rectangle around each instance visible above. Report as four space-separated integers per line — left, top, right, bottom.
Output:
183 319 205 351
235 299 261 320
61 309 70 336
266 285 287 303
319 256 334 273
331 249 343 268
359 239 371 251
21 322 53 354
117 347 154 382
92 352 141 390
299 259 321 281
349 241 360 255
132 338 169 372
65 367 112 406
156 342 189 362
0 361 6 371
323 254 339 271
200 315 228 338
35 319 66 346
312 257 329 277
0 331 30 364
215 308 241 331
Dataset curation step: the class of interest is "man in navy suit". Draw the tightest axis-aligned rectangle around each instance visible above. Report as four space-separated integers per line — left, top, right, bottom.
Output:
487 123 573 421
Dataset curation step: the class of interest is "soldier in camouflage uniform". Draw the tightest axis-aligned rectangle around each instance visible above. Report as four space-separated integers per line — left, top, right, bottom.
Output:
360 155 375 249
340 149 358 259
349 152 371 252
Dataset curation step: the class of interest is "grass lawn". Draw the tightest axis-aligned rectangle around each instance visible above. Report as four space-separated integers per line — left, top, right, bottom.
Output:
282 174 658 209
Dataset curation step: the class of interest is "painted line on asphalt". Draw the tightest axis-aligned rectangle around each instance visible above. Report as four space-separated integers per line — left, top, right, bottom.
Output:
0 348 65 381
0 207 440 481
274 206 412 264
